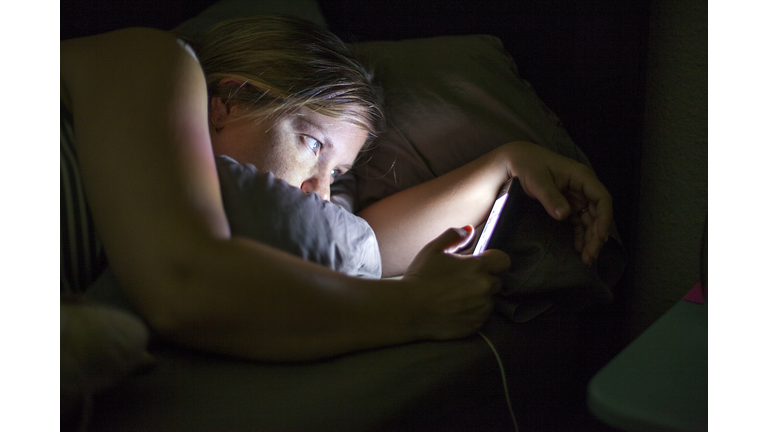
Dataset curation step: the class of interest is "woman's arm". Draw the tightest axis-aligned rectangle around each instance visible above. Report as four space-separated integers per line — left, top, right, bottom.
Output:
61 29 509 361
359 141 613 277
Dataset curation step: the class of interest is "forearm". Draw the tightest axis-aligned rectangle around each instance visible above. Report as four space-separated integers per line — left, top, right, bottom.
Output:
359 143 517 276
63 30 416 362
125 235 417 362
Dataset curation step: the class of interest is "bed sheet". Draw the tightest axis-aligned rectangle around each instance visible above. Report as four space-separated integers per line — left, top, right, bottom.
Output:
87 310 579 432
85 268 579 431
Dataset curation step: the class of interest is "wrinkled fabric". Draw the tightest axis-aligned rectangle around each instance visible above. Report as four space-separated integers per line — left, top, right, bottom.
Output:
216 155 382 279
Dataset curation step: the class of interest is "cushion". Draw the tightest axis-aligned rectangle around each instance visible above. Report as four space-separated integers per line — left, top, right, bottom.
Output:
347 35 596 210
216 156 382 279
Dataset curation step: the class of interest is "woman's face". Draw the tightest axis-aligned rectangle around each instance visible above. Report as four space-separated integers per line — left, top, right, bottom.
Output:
210 102 368 201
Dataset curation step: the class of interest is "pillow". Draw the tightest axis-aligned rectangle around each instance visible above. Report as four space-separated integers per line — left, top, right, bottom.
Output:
343 36 627 320
348 35 595 209
216 156 382 279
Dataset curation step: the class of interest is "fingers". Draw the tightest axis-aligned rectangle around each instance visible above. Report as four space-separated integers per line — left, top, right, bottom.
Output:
427 225 475 254
539 157 613 265
452 225 475 252
405 229 504 340
476 248 511 275
488 274 503 296
519 163 613 267
570 202 611 265
417 227 507 297
572 219 586 253
583 206 602 264
568 167 612 244
522 170 572 221
576 206 598 264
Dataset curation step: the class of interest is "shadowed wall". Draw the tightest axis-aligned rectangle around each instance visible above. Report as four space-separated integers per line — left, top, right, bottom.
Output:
631 0 708 338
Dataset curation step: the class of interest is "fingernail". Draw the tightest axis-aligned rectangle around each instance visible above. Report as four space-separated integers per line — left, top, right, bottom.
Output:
461 225 473 235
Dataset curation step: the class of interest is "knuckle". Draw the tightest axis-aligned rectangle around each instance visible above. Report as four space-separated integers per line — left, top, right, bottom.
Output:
574 162 593 177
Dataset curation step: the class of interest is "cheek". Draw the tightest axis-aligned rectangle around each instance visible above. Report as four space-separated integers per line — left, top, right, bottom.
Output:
261 137 312 188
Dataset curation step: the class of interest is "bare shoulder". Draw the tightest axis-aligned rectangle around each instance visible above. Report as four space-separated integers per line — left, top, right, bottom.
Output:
59 28 229 296
61 27 186 67
61 28 204 112
59 27 210 161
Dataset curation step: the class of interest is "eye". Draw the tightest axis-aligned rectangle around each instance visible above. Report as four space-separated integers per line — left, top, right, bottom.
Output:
303 135 321 155
330 168 340 179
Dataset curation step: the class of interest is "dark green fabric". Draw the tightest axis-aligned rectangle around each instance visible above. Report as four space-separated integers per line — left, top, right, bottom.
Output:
89 313 581 431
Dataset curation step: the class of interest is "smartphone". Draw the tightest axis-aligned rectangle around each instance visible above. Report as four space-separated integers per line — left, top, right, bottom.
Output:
472 177 524 256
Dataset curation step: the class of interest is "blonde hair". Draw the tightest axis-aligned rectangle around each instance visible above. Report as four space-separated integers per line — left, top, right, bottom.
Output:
191 16 383 138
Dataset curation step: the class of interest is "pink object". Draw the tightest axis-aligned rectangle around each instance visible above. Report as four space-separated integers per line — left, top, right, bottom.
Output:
683 282 706 304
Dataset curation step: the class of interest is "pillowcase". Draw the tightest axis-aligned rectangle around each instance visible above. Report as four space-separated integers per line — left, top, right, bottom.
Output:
216 155 382 279
342 36 627 320
347 35 595 209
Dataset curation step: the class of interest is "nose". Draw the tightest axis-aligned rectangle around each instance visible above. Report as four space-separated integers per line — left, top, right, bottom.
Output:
300 175 331 201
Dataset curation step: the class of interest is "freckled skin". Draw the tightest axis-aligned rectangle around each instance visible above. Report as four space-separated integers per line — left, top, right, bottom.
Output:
209 99 367 201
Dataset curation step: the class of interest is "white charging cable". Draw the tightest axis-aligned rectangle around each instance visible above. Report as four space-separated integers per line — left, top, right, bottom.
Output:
478 331 520 432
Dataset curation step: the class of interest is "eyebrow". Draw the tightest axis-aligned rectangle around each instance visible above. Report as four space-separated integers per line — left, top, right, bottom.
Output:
295 116 334 148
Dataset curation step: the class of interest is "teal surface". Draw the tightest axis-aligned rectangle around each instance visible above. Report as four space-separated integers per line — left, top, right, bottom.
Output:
588 300 708 431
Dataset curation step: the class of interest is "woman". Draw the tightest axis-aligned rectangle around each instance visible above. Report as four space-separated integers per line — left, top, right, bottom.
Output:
60 16 612 364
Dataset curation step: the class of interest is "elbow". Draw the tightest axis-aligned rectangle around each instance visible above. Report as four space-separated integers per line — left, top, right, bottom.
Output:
123 273 198 346
112 244 221 347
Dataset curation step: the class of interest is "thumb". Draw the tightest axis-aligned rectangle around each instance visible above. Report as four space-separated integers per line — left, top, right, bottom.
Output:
427 225 475 253
525 175 571 220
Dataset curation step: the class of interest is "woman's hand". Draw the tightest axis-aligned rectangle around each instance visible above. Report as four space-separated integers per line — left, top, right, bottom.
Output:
502 141 613 265
402 226 511 340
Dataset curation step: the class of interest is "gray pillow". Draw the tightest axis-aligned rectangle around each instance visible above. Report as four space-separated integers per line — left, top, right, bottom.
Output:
216 155 382 279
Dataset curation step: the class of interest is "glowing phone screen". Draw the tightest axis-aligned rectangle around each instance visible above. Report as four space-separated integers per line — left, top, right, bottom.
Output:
473 193 509 256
